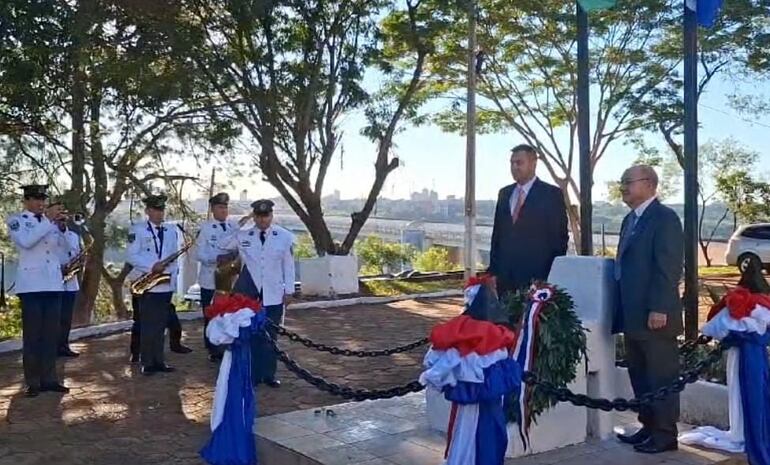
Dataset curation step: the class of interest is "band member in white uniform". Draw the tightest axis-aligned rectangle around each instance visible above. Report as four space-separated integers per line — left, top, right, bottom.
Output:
216 199 295 387
51 196 81 358
126 194 180 375
195 192 238 362
6 184 69 397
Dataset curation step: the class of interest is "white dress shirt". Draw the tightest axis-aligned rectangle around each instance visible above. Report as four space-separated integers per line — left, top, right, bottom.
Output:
509 177 537 214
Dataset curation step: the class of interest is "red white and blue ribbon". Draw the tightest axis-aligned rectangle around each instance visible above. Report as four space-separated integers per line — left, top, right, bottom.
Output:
509 285 554 448
679 287 770 465
420 277 521 465
200 294 264 465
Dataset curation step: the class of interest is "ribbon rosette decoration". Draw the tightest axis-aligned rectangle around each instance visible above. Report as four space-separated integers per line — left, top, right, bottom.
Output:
420 276 522 465
200 293 265 465
679 287 770 465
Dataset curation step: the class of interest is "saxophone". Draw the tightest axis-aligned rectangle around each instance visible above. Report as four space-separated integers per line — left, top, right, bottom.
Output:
214 213 253 293
62 214 90 283
130 240 195 295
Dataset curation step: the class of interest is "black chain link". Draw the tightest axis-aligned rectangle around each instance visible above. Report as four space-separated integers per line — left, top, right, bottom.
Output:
524 342 725 412
269 321 429 358
266 331 425 401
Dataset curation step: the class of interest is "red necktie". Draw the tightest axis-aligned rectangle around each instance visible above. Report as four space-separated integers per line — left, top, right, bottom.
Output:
512 187 526 223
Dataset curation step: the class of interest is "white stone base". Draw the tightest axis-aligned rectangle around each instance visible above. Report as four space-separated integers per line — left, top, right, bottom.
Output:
425 361 588 458
299 255 359 297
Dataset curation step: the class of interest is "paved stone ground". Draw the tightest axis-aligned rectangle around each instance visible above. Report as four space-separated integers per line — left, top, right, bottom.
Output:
0 298 461 465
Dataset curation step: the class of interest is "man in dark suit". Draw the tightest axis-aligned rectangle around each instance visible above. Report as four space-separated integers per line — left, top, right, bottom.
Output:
488 144 569 296
614 165 683 454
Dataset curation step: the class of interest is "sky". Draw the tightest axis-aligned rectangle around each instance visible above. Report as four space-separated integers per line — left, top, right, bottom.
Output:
210 75 770 204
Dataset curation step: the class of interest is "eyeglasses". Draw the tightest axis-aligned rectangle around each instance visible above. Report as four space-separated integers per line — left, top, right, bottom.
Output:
619 177 649 186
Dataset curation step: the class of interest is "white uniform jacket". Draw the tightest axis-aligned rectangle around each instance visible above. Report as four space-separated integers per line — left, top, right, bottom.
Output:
6 210 66 294
58 229 81 292
125 221 180 294
217 224 295 306
195 218 240 290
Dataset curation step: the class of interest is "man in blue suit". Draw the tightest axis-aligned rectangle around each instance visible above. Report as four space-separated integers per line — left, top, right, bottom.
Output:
488 144 569 296
614 165 683 454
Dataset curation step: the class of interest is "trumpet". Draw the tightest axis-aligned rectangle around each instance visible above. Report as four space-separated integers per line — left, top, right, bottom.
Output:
130 240 195 295
61 214 90 283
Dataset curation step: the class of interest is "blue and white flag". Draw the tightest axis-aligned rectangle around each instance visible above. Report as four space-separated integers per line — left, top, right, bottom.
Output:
685 0 724 27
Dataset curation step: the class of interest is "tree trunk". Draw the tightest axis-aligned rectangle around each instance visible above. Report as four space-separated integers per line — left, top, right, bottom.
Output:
699 239 712 267
72 210 106 326
102 264 131 320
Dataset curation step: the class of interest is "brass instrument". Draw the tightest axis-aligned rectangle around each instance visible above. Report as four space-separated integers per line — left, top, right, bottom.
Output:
62 214 91 283
213 214 253 293
130 240 195 295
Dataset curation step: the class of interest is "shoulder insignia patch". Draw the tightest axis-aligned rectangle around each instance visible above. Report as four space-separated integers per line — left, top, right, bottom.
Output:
273 230 278 236
21 214 28 219
128 232 136 243
9 220 20 231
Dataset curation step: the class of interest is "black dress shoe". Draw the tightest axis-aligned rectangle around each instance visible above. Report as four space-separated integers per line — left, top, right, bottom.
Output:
264 379 281 388
208 353 223 363
155 364 176 373
634 438 678 454
130 353 140 363
170 345 193 354
617 428 651 445
141 365 157 376
25 387 40 398
58 348 80 358
41 383 70 393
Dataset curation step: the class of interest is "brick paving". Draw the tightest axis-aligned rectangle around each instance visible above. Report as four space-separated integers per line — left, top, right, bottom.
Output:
0 297 461 465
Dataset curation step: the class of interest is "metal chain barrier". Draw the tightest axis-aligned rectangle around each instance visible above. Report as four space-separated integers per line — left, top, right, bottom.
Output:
268 325 724 409
266 331 425 401
269 320 429 358
524 341 726 412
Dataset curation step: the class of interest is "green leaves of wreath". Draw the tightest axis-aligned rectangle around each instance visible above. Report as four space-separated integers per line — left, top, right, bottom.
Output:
502 283 588 426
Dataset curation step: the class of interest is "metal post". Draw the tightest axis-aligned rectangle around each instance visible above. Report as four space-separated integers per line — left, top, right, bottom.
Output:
577 1 593 256
207 167 216 221
683 4 699 340
601 223 606 257
463 0 477 280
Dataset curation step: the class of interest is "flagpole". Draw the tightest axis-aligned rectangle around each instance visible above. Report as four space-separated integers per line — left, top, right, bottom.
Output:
577 1 592 256
463 0 477 281
683 2 699 340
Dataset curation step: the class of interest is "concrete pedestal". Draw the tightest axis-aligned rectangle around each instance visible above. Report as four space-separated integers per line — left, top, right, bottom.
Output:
299 255 359 297
425 256 617 456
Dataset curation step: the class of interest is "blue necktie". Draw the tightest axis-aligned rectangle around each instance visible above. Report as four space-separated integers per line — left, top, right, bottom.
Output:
615 212 638 280
220 222 227 232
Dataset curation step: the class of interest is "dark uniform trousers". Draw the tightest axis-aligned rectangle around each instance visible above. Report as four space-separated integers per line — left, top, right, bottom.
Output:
232 268 283 384
19 292 62 388
200 288 223 358
625 334 680 442
130 293 184 357
59 291 78 351
137 292 173 367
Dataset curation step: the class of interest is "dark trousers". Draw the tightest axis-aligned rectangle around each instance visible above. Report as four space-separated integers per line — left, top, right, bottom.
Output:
59 291 77 350
232 269 283 383
625 335 680 442
251 304 284 384
19 292 62 388
201 288 222 357
130 294 183 357
138 292 173 367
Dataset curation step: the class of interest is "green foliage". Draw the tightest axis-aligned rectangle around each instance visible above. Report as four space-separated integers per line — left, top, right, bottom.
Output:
293 234 317 260
502 284 587 426
361 278 461 297
0 298 22 341
413 246 456 272
355 235 415 275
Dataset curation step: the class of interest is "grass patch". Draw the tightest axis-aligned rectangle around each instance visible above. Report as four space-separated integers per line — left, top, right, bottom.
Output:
360 279 462 297
699 265 739 277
